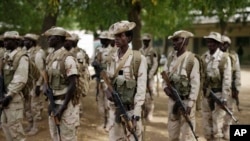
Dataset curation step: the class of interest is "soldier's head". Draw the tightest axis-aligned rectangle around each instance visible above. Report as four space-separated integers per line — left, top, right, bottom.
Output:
168 30 193 52
64 33 79 51
0 35 4 48
221 35 231 52
3 31 20 51
99 31 114 48
204 32 222 54
24 33 39 50
142 33 152 48
43 27 70 50
109 20 136 48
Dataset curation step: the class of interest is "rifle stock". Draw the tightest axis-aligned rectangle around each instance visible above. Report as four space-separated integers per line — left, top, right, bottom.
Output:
161 71 199 141
100 71 138 141
208 89 239 123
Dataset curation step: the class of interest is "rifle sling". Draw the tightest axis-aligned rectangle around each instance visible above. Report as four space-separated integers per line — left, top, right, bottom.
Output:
113 49 132 78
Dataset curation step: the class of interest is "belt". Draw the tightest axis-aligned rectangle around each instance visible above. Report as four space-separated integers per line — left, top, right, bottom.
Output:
53 95 65 100
180 95 189 100
211 88 222 93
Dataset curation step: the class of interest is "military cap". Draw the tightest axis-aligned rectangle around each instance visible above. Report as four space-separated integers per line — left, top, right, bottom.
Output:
43 26 71 37
99 31 114 40
142 33 152 40
4 31 20 39
168 30 194 40
203 32 222 43
66 33 79 41
109 20 136 35
24 33 39 41
221 35 231 44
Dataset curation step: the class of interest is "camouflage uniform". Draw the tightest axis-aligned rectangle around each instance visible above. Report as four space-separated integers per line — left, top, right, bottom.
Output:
139 33 158 121
106 21 147 141
44 27 79 141
202 32 232 141
163 30 200 141
221 35 241 140
1 31 27 141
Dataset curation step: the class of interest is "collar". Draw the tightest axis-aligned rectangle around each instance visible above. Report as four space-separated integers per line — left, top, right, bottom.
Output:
8 47 21 60
114 48 133 61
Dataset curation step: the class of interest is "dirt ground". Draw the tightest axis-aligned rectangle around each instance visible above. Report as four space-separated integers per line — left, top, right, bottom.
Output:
1 67 250 141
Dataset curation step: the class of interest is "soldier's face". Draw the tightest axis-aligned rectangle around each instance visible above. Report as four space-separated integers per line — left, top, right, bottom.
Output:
47 35 58 47
114 33 128 48
172 37 185 51
220 42 230 52
100 39 110 47
4 38 17 51
24 38 33 49
64 40 74 50
142 40 150 48
206 39 219 52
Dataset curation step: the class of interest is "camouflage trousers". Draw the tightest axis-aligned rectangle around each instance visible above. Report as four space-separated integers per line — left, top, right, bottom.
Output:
1 94 25 141
202 93 226 140
97 81 109 128
167 98 196 141
223 95 235 139
107 102 142 141
143 78 155 121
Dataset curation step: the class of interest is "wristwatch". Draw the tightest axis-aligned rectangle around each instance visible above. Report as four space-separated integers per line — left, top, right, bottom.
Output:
133 116 140 121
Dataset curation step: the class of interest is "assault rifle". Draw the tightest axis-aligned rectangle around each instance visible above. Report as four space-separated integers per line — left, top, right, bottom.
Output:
46 87 62 141
100 71 138 141
208 89 238 123
161 71 199 141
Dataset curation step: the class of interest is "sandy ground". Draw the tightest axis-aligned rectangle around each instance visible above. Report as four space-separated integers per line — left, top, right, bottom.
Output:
0 67 250 141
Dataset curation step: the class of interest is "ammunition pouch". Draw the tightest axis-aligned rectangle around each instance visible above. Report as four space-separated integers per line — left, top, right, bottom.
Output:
49 69 68 90
113 78 137 105
3 69 15 89
171 74 190 97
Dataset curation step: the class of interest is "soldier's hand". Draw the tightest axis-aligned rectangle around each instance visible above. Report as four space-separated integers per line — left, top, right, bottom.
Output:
54 105 66 121
0 95 13 107
163 87 174 99
186 106 192 115
35 86 41 97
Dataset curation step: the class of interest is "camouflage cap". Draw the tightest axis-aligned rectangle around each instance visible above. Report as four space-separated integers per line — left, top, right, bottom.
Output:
141 33 152 40
66 33 79 41
221 35 231 44
168 30 194 40
4 31 20 39
203 32 222 43
99 30 114 40
43 26 71 37
24 33 39 41
109 20 136 35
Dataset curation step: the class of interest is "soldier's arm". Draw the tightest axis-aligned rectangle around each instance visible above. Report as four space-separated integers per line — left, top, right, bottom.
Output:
187 57 200 108
222 56 232 100
35 50 46 86
234 54 241 91
6 56 29 97
148 51 158 79
134 55 147 117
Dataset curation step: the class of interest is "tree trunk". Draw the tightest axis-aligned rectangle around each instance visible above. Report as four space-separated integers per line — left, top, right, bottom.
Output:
39 6 59 49
128 1 142 50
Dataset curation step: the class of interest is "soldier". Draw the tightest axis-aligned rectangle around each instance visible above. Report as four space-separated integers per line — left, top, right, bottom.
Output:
202 32 231 141
162 30 200 141
221 35 241 140
43 27 79 141
0 31 27 141
104 20 147 141
92 30 115 131
23 33 46 135
139 33 158 122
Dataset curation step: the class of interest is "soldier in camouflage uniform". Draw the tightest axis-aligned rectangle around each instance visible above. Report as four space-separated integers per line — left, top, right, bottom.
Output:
44 27 79 141
105 20 147 141
23 33 46 135
220 35 241 140
139 33 158 122
202 32 232 141
0 31 27 141
163 30 200 141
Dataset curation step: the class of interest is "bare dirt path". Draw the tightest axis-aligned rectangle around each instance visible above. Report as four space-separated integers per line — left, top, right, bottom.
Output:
1 68 250 141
